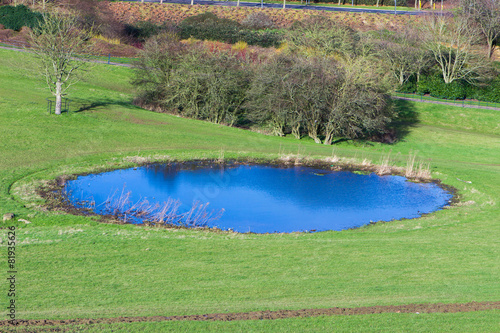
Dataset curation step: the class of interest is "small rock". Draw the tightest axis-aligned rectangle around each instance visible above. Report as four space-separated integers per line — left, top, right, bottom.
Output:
18 219 31 224
3 213 14 222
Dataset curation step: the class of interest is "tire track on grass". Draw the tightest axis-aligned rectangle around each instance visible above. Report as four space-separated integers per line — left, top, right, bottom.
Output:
1 301 499 327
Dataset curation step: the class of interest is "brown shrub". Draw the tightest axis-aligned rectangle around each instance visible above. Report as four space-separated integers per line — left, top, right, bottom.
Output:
0 29 14 41
90 38 140 57
18 26 32 36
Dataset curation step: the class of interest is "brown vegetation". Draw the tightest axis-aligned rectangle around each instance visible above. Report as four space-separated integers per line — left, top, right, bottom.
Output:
102 2 416 31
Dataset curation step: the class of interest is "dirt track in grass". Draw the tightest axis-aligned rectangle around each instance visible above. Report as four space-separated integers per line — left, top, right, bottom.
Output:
2 301 499 329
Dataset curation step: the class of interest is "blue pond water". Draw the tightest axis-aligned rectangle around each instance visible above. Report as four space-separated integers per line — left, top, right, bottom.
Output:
63 164 452 233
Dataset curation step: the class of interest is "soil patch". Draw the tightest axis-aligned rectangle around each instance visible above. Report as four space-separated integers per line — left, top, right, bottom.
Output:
1 301 499 328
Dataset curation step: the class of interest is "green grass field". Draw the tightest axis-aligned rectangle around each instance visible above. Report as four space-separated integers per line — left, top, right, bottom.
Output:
0 47 499 331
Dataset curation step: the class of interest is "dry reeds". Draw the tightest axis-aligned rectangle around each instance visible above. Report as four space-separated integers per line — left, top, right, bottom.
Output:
101 187 224 228
376 150 392 175
405 151 431 180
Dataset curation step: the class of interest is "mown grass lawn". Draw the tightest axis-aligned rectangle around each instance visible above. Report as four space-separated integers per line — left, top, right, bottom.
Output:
0 47 498 331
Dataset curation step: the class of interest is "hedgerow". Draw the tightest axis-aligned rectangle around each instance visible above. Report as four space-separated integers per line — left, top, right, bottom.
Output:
0 5 42 31
178 13 283 48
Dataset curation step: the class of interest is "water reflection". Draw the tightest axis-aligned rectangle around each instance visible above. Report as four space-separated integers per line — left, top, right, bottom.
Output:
63 164 452 233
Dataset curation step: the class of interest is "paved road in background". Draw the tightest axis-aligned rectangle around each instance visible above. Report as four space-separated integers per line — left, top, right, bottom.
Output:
129 0 421 15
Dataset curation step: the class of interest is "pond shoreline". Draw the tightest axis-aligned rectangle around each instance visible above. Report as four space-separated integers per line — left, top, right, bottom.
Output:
36 157 459 234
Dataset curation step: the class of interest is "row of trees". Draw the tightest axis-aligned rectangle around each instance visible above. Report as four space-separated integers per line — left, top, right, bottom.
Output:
25 0 499 120
133 33 394 144
132 6 500 140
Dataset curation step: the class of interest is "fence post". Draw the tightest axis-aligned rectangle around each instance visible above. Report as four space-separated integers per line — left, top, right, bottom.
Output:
46 99 52 114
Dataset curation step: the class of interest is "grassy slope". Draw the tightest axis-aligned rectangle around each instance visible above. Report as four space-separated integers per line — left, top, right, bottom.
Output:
0 48 499 331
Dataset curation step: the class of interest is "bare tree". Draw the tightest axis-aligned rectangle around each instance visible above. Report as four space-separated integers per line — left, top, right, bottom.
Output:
287 57 337 144
377 37 417 86
132 33 187 111
286 16 358 60
246 56 295 137
323 58 392 144
375 27 433 86
420 14 485 84
460 0 500 59
29 12 94 115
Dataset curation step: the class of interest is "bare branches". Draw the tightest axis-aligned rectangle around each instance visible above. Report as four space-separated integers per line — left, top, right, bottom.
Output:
29 12 94 114
286 16 358 60
460 0 500 59
420 14 487 84
374 28 432 86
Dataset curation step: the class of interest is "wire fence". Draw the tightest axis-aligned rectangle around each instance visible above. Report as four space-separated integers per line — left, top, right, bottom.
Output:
46 98 71 114
394 92 500 110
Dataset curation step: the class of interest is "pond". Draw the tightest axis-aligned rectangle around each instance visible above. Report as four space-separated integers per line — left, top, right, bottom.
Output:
63 163 453 233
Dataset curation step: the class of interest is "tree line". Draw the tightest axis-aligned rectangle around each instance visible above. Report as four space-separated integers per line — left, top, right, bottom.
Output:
132 24 395 144
20 0 498 119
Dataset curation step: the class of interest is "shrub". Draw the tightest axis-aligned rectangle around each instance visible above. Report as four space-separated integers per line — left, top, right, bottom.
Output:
0 5 42 31
124 21 162 42
466 76 500 103
400 72 500 103
179 13 240 43
417 73 467 100
287 16 358 58
241 12 275 30
179 13 283 48
397 77 418 93
234 29 283 48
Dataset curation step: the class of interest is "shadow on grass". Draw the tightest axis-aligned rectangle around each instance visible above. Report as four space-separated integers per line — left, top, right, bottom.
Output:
389 98 420 141
71 97 137 113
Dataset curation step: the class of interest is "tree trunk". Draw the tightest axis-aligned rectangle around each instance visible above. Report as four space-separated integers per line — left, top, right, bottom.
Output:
237 0 240 6
273 126 285 137
55 80 62 115
324 123 334 145
292 123 301 139
376 0 379 7
283 0 286 9
307 126 321 143
272 118 285 137
323 133 333 145
488 40 495 59
309 133 321 144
